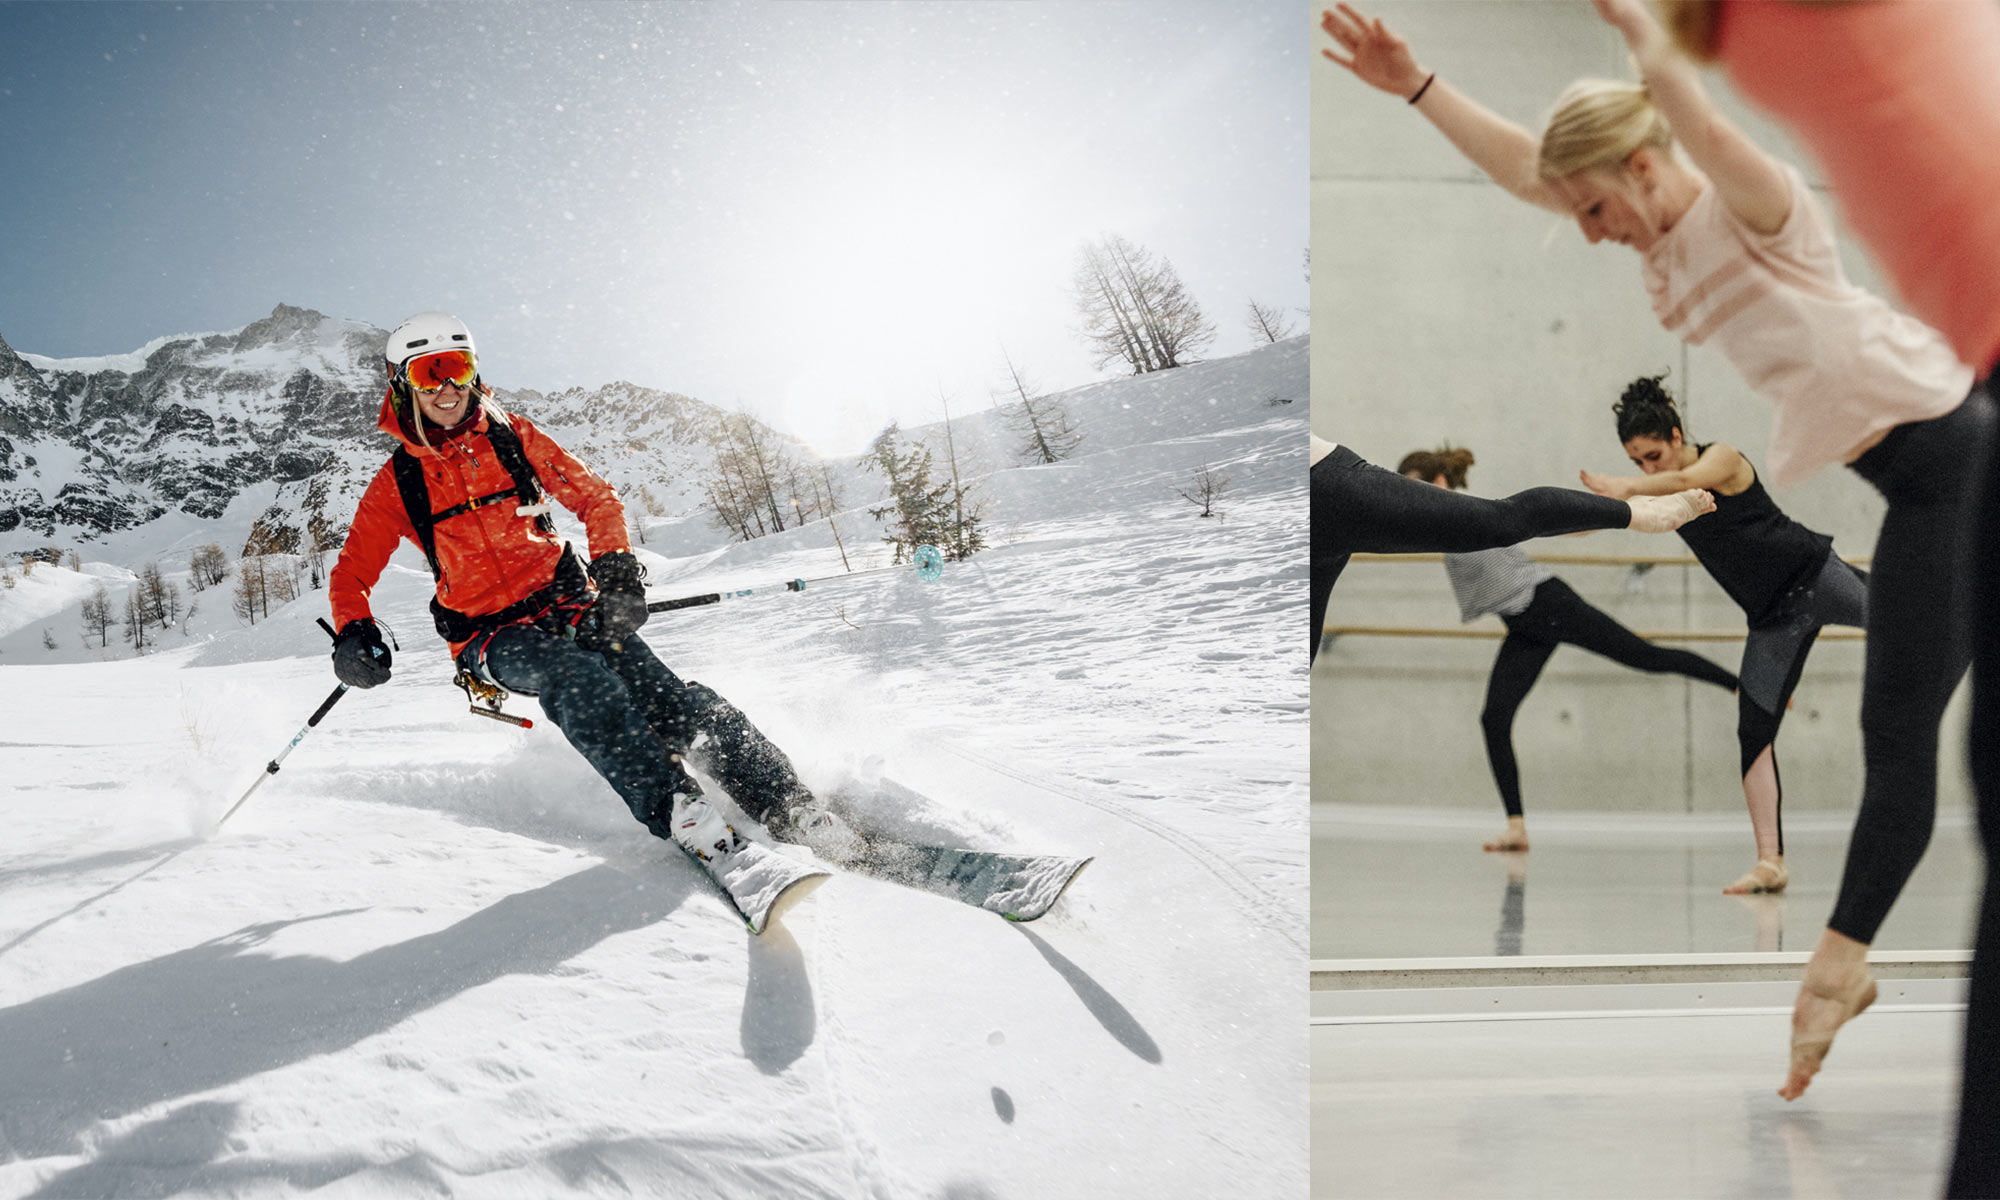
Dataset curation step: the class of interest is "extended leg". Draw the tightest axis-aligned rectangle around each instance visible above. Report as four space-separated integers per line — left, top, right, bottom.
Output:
1479 632 1557 850
1538 580 1739 691
1315 448 1636 556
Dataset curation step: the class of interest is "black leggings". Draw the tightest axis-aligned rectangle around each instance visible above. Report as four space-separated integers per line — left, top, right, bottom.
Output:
1311 446 1632 660
1951 375 2000 1199
1483 578 1738 817
1828 391 1995 945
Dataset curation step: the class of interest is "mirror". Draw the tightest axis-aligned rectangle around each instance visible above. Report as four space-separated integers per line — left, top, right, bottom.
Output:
1309 0 1979 964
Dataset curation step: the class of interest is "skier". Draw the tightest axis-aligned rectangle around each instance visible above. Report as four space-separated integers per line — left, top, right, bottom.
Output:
326 312 847 921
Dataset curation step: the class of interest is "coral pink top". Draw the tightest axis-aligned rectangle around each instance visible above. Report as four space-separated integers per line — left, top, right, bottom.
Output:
1641 164 1970 488
1718 0 2000 376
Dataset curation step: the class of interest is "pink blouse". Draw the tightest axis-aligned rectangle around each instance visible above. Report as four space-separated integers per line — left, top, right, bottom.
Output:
1641 164 1969 488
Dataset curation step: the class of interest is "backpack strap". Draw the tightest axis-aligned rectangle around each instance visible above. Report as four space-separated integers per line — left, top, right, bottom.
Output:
485 418 559 540
390 447 443 579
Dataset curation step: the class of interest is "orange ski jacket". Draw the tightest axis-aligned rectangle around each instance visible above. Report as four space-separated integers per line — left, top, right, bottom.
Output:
330 392 631 656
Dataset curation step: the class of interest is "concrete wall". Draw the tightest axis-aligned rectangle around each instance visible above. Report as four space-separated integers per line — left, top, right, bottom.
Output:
1309 0 1972 814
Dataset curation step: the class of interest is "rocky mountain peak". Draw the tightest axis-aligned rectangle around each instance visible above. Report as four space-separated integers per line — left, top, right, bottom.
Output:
0 306 739 557
0 328 38 385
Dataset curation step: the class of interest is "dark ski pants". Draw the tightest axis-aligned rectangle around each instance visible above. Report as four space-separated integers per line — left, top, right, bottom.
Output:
469 624 809 837
1311 445 1632 662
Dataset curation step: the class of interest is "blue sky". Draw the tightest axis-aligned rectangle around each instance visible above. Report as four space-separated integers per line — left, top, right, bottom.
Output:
0 1 1305 452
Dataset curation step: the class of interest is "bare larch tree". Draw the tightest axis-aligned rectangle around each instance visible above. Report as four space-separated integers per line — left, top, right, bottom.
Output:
1072 233 1215 374
994 347 1083 465
1245 299 1297 343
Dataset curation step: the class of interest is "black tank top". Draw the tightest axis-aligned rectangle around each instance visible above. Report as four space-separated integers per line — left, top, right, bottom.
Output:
1675 445 1833 626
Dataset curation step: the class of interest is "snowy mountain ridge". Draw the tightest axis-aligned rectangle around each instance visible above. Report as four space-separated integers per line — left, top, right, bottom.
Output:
0 303 1306 578
0 305 738 565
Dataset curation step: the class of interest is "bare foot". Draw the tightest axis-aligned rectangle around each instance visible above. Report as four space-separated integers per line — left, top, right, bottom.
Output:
1780 930 1876 1101
1626 488 1714 533
1484 816 1528 852
1722 856 1787 894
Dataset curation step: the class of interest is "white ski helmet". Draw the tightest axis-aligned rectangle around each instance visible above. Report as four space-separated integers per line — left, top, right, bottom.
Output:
385 312 476 371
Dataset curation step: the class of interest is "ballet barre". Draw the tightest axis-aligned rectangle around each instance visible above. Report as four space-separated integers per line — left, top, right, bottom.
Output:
1322 624 1865 642
1348 551 1872 567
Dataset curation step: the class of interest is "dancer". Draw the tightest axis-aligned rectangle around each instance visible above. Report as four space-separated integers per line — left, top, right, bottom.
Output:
1652 1 2000 1184
1310 433 1713 663
1322 0 1994 1114
1580 377 1865 894
1398 444 1737 854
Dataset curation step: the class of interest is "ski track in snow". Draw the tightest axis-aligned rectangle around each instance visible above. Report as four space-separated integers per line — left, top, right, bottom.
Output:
0 341 1307 1198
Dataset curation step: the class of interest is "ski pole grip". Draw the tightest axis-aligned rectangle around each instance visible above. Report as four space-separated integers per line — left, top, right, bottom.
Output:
307 684 348 727
317 617 338 642
647 593 723 613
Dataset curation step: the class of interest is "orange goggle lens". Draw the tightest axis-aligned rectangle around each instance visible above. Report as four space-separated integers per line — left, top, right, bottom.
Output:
404 350 478 393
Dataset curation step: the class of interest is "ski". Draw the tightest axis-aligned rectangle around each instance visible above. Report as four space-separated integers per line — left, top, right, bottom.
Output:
671 793 830 934
680 836 829 934
837 837 1091 922
769 807 1089 920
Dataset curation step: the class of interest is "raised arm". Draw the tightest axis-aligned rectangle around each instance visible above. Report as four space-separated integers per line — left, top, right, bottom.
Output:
1590 0 1791 234
1581 442 1750 500
1320 3 1570 214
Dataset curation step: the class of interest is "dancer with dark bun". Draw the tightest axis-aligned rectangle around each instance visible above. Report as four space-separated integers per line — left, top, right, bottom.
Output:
1645 2 2000 1185
1398 444 1737 853
1580 377 1865 894
1322 0 1995 1111
1311 434 1713 663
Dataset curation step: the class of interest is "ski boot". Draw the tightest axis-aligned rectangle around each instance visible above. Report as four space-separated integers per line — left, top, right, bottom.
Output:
763 790 867 864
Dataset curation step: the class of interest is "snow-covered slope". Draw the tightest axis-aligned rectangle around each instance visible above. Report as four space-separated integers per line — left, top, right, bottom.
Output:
0 337 1308 1198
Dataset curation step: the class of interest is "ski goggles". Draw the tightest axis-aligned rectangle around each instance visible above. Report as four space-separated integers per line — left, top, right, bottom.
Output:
402 349 478 394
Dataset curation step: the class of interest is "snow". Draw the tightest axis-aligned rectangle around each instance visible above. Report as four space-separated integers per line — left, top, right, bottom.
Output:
0 562 126 642
18 332 225 377
0 340 1306 1197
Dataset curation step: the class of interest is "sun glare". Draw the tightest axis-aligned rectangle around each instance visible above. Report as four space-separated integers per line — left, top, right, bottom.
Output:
776 363 895 459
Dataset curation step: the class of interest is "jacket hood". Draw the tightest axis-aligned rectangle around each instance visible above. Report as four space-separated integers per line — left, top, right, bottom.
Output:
376 386 490 456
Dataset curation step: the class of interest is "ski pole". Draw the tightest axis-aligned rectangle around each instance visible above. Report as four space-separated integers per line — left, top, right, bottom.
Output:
215 618 350 829
646 543 945 614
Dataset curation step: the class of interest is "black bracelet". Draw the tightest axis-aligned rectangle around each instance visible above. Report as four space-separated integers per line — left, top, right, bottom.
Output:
1408 72 1435 105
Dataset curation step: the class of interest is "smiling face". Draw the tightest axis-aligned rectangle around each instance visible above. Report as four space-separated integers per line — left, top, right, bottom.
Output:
414 378 473 428
1622 430 1692 475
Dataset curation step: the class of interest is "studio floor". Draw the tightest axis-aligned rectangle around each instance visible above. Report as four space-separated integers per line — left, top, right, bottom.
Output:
1311 805 1981 1199
1312 1001 1962 1199
1313 804 1982 959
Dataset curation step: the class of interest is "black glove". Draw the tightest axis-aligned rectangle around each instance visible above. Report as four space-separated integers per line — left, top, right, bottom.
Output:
331 619 393 689
589 550 648 641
